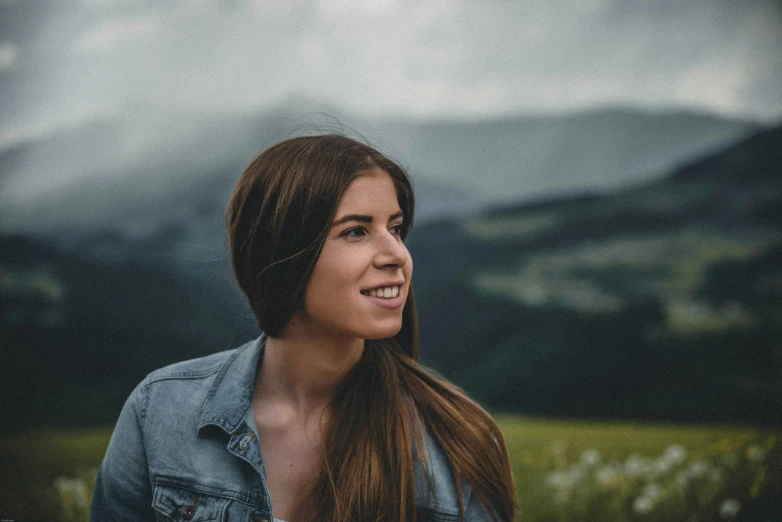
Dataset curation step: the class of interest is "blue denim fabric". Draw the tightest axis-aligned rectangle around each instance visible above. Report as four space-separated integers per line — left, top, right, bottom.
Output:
91 336 498 521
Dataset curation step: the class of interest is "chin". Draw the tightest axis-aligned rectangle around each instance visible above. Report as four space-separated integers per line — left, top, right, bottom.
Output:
363 320 403 340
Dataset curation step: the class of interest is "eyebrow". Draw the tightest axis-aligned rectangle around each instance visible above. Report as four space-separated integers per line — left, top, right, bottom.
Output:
331 210 404 227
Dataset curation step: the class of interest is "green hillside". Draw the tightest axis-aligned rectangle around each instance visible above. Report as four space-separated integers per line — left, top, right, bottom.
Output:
409 125 782 424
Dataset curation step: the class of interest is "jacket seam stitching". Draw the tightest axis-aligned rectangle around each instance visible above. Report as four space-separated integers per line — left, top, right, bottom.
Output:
152 476 265 506
140 378 150 432
147 364 224 383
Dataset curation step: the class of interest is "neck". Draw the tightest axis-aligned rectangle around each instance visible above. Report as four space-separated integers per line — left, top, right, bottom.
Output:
255 323 365 417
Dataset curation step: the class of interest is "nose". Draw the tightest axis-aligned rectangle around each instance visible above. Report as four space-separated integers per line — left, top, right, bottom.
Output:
374 230 410 269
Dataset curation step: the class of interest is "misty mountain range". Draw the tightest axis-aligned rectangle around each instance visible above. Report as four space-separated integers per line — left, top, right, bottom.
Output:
0 107 779 430
0 105 755 235
410 124 781 423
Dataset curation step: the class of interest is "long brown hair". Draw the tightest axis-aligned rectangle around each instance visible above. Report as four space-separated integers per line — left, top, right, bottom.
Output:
227 134 516 521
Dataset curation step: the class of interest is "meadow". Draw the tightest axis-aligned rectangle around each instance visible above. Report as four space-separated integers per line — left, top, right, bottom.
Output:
0 416 779 521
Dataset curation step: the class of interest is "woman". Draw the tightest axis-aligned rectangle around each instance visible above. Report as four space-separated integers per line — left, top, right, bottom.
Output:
91 134 517 521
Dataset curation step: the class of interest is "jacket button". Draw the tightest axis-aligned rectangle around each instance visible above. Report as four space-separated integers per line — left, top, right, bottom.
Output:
182 504 196 520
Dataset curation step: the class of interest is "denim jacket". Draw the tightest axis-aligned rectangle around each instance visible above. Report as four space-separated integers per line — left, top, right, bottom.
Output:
91 336 498 521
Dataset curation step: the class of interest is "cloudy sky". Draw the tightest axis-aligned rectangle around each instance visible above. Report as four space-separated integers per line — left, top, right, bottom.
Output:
1 0 781 147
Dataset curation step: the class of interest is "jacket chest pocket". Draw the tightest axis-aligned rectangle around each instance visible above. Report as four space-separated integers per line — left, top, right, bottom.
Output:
153 485 230 522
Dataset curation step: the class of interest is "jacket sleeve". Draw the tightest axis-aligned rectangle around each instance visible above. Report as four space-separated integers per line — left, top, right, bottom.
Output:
463 486 503 522
90 379 156 521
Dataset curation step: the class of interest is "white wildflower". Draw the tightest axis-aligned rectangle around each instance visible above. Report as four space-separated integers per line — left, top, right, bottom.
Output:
652 457 673 477
545 470 568 489
546 466 584 490
663 444 687 465
747 445 767 462
54 476 91 512
650 444 686 478
580 448 602 467
687 459 708 478
53 476 72 495
624 454 652 477
719 498 741 519
596 465 619 488
642 482 664 501
632 495 654 515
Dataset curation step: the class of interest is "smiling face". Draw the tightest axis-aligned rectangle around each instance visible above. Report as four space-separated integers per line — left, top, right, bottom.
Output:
293 168 413 341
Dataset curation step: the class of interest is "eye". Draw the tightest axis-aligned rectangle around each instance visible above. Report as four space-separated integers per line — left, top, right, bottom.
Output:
341 226 367 239
389 223 403 236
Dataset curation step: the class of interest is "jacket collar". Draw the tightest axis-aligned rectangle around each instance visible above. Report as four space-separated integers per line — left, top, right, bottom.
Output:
197 334 266 435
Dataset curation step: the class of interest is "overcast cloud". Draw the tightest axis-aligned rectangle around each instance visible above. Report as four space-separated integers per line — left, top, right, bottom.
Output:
0 0 781 146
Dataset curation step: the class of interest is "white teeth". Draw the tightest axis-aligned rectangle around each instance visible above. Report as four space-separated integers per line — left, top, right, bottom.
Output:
364 286 401 299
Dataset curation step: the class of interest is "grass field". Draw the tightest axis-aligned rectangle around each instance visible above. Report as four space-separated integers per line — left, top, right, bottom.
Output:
1 416 779 521
494 416 781 521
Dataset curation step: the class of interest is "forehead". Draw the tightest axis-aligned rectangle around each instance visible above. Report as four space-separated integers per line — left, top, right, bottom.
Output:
336 168 399 213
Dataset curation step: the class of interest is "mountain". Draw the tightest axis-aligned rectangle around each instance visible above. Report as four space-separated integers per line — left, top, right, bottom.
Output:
0 111 777 430
0 106 755 237
0 234 243 431
376 108 758 203
0 107 757 329
407 124 782 424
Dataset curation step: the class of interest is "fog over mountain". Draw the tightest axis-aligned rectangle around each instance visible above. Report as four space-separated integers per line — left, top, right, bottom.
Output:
1 0 781 160
0 106 756 237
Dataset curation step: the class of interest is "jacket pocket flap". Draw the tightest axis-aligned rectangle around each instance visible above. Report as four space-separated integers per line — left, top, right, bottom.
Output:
152 484 229 521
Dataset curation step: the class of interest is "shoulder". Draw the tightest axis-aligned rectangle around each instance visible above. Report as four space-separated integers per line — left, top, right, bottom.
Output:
130 338 259 427
145 347 236 383
134 349 232 410
142 336 260 388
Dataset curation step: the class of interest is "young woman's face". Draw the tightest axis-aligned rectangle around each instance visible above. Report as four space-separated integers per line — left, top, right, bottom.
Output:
296 168 413 341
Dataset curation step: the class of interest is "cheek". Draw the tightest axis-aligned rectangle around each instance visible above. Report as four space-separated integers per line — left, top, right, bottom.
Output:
308 247 361 297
